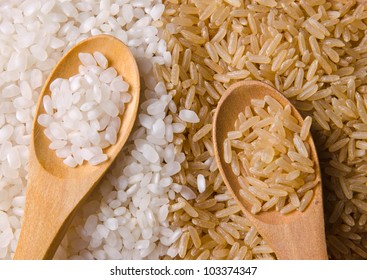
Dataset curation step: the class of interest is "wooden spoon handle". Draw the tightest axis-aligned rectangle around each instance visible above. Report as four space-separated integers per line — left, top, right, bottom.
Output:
14 173 77 259
250 193 328 260
257 218 328 260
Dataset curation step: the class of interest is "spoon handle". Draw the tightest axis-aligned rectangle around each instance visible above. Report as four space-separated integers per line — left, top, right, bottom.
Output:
251 192 328 260
259 218 327 259
14 170 76 259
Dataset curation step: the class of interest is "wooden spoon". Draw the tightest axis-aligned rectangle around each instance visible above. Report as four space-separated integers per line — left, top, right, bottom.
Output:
14 34 140 259
213 80 327 259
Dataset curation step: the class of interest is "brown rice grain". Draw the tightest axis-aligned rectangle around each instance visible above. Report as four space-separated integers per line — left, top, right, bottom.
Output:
179 232 190 258
306 60 319 81
299 190 314 211
188 226 201 248
215 205 241 218
216 226 235 245
214 42 232 64
300 116 312 140
219 222 240 239
194 198 217 209
192 218 216 229
196 249 210 260
178 197 199 217
193 124 212 142
223 138 232 164
199 1 216 21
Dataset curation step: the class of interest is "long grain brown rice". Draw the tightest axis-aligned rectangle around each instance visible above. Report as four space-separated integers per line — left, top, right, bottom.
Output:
223 98 315 214
161 0 367 260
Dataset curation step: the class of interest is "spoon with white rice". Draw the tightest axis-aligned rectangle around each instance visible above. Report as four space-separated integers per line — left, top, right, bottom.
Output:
213 81 327 259
14 35 140 259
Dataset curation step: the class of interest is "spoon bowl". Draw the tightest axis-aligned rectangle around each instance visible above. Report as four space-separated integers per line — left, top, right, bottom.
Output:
213 80 327 259
14 34 140 259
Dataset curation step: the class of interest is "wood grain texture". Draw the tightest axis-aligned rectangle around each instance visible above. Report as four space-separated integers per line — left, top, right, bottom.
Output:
213 80 328 260
14 35 140 259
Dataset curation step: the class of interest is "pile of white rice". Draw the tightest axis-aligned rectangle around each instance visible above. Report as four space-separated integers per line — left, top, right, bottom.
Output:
38 52 131 167
0 0 180 260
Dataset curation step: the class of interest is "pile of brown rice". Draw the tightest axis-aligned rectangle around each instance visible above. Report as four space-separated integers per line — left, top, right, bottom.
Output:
160 0 367 259
223 96 316 215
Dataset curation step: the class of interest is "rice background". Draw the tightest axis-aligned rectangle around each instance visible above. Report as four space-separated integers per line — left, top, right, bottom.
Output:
0 0 367 260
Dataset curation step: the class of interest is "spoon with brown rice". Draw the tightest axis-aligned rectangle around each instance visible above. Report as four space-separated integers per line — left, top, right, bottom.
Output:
213 80 327 259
